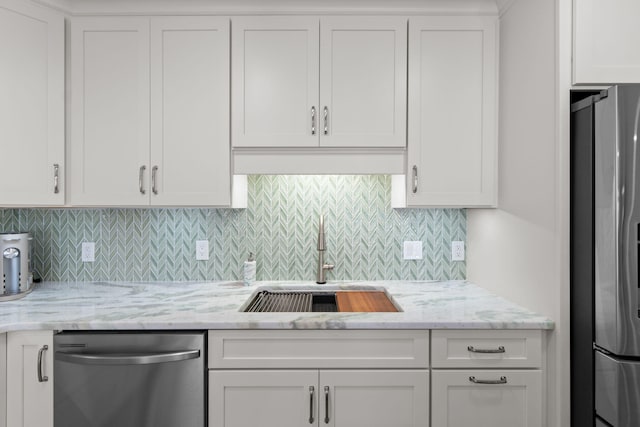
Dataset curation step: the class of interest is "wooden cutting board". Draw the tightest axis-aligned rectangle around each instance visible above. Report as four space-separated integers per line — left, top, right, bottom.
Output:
335 291 399 312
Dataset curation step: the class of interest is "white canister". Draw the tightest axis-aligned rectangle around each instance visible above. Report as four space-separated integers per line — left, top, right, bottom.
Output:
243 252 256 286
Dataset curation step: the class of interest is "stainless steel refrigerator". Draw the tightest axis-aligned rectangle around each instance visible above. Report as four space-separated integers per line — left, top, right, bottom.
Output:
571 85 640 427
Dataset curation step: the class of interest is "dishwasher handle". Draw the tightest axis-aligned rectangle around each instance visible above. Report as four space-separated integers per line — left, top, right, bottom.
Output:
55 349 200 365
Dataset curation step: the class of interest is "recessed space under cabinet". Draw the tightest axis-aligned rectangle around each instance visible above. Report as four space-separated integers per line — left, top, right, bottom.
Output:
69 16 230 207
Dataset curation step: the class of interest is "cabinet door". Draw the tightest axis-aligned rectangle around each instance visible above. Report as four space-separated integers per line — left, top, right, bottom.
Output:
70 17 150 206
320 370 429 427
1 333 6 427
150 17 230 206
209 370 318 427
407 17 497 207
319 17 406 148
574 0 640 84
232 17 319 148
431 370 542 427
0 0 64 206
6 331 53 427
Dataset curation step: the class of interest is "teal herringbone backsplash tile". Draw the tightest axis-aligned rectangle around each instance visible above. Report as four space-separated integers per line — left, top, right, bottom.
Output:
2 176 466 282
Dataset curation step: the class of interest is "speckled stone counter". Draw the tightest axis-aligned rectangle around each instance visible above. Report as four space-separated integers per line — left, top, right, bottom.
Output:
0 280 554 333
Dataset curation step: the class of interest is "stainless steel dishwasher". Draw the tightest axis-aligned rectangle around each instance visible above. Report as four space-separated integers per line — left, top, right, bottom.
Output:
54 331 205 427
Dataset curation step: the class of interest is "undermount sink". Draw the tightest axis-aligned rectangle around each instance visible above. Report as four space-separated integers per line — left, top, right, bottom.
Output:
240 286 402 313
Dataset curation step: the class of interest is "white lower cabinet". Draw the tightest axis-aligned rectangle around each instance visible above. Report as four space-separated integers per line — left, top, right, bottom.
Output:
1 333 6 427
209 370 317 427
321 370 429 427
6 331 53 427
431 370 542 427
209 369 429 427
431 330 543 427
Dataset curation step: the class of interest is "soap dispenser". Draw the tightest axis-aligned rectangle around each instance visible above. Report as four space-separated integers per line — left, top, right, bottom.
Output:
243 252 256 286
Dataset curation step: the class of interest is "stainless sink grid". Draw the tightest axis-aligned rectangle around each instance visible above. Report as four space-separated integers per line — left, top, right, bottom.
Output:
244 290 313 312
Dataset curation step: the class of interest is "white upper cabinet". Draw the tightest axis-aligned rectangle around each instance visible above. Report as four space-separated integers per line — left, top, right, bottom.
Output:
319 17 407 148
150 17 230 206
70 16 230 206
407 16 497 207
70 18 150 206
232 16 407 149
574 0 640 84
232 17 319 148
0 0 64 206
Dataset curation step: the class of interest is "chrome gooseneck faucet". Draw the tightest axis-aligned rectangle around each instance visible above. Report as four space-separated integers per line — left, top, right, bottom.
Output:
316 214 334 284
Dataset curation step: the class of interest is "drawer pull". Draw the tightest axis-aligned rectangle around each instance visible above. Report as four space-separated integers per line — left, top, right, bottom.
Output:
139 165 146 195
469 376 507 385
37 345 49 382
467 345 505 354
324 386 330 424
309 386 315 424
53 163 60 194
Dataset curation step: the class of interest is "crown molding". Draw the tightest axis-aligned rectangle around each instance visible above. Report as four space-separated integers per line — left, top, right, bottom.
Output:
31 0 499 16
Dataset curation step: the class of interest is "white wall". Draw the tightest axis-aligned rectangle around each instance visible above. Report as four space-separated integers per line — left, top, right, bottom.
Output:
467 0 570 426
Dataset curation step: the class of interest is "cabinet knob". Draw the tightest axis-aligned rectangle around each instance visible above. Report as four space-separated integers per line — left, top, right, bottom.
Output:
311 107 317 136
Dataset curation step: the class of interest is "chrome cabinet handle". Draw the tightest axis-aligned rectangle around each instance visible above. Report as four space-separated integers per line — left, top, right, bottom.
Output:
152 166 158 195
309 386 315 424
467 345 506 354
37 345 49 382
412 165 418 193
53 164 59 194
469 376 507 385
324 386 330 424
323 106 329 135
139 165 146 195
311 107 317 135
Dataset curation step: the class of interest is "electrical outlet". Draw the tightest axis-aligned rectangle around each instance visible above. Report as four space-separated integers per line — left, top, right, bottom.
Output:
403 241 423 260
451 241 465 261
195 240 209 261
81 242 95 262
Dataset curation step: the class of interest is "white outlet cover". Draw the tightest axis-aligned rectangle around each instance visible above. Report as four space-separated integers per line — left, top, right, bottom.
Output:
81 242 95 262
403 241 423 260
451 241 465 261
196 240 209 261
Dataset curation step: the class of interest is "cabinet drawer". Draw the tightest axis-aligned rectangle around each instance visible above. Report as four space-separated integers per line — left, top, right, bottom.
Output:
431 369 542 427
432 330 542 368
208 330 429 369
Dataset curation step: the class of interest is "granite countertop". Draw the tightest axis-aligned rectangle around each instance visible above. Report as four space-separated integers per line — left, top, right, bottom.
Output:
0 280 554 333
